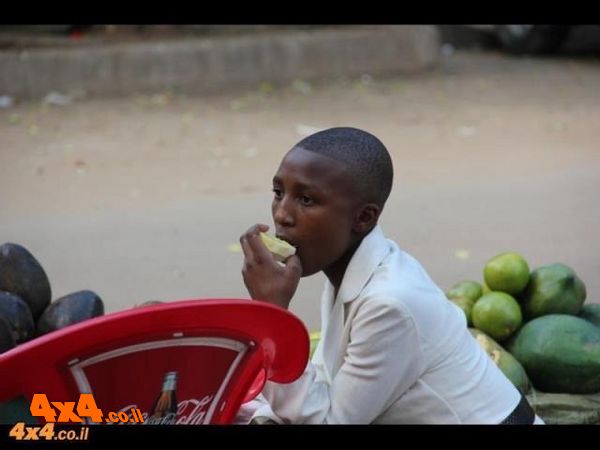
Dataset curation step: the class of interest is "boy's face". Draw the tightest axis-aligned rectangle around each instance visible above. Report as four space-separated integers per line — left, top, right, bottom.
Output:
271 147 363 277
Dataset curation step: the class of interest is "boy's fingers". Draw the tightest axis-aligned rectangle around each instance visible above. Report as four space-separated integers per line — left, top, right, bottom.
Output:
240 224 268 248
240 234 256 265
240 223 274 265
248 234 274 262
240 223 269 240
284 255 303 278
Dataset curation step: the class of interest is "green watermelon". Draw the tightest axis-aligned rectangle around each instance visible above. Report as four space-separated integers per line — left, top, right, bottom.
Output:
506 314 600 394
579 304 600 328
520 263 586 320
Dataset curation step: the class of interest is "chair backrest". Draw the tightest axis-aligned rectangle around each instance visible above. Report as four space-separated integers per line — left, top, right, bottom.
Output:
0 299 309 424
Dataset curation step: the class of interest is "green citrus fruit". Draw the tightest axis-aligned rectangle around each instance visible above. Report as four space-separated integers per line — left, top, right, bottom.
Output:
483 252 530 296
481 282 492 295
471 292 523 342
446 280 483 303
449 296 475 326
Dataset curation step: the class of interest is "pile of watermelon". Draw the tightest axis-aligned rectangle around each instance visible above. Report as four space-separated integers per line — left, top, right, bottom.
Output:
446 251 600 424
0 243 104 354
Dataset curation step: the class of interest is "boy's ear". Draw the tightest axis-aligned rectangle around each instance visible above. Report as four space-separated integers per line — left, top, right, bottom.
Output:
353 203 381 234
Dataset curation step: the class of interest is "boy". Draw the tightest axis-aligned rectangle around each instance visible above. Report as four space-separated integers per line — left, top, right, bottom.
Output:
238 127 541 424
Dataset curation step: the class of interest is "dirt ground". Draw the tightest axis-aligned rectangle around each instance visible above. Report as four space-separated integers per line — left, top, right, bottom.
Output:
1 48 599 330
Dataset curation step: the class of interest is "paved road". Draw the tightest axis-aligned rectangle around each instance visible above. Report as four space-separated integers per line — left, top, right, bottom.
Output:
1 46 599 330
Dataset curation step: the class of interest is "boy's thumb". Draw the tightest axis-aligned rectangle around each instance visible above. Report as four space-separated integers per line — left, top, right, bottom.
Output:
284 255 302 277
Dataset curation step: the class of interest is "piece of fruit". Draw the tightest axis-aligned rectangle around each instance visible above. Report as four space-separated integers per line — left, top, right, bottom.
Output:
579 304 600 328
259 233 296 262
481 282 492 295
36 290 104 336
483 252 530 296
471 292 523 342
469 328 531 394
506 314 600 394
0 243 51 320
520 263 586 320
449 296 475 326
446 280 483 303
0 291 34 343
309 330 321 358
0 315 16 353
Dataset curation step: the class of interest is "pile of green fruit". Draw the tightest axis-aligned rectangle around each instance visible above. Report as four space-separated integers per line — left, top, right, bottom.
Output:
308 252 599 423
446 252 599 397
0 242 104 354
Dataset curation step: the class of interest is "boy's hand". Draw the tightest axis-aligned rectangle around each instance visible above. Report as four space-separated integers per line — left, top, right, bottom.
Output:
240 224 302 310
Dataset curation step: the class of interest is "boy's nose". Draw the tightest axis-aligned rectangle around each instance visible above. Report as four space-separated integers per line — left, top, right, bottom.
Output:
273 198 294 227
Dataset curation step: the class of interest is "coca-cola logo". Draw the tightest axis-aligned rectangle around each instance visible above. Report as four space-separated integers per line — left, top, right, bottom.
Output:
145 412 177 425
173 396 214 425
112 396 214 425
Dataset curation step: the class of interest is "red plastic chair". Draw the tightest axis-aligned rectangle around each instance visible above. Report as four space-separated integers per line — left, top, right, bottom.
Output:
0 299 309 424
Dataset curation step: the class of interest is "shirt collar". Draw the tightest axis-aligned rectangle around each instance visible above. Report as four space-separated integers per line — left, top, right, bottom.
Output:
332 225 391 304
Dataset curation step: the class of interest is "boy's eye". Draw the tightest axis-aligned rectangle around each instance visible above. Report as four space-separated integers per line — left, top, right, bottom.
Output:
272 188 282 199
300 195 313 206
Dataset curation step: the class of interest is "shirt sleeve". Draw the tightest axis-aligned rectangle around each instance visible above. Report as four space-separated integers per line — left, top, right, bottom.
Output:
233 394 275 424
259 298 424 424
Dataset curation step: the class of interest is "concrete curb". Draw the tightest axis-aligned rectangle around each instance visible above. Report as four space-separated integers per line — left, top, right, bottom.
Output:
0 26 440 100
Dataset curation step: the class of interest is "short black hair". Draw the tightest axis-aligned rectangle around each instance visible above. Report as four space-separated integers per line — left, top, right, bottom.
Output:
294 127 394 207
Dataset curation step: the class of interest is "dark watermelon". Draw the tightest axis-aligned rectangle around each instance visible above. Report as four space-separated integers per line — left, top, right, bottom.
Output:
37 290 104 336
520 263 586 320
0 291 35 343
0 315 16 353
0 243 51 320
506 314 600 394
580 304 600 328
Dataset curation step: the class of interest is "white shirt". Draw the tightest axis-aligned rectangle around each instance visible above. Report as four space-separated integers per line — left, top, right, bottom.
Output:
248 225 524 424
